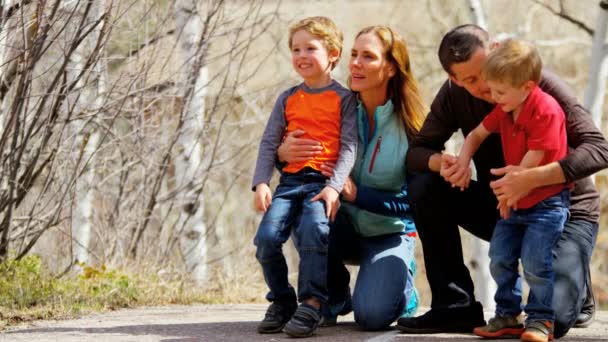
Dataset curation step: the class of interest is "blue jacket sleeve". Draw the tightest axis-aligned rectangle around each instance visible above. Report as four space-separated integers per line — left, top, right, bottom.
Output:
354 184 411 218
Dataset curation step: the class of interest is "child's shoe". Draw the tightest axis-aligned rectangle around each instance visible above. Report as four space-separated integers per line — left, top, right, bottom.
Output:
521 320 554 342
473 314 524 338
257 298 297 334
320 295 352 327
283 303 322 337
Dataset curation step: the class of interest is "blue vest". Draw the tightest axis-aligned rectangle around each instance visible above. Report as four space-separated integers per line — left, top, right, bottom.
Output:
342 100 410 237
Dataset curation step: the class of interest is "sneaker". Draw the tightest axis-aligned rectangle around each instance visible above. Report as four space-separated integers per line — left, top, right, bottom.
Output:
320 295 353 327
283 303 322 337
396 301 486 334
257 298 297 334
521 320 554 342
574 286 595 328
473 314 524 338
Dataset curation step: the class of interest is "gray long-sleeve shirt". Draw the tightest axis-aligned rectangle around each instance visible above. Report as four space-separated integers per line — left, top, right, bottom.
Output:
407 70 608 223
252 80 357 193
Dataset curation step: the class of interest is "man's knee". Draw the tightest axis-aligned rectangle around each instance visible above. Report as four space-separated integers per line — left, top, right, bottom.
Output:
408 172 444 206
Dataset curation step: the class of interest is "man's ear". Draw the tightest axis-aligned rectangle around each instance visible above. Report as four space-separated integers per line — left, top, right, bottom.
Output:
448 74 462 87
489 40 499 51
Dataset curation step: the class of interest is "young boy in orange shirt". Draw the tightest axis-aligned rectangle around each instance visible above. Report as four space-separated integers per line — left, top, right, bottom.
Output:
251 16 357 338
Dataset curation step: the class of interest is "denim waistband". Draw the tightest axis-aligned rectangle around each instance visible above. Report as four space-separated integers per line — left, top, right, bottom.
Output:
280 167 327 184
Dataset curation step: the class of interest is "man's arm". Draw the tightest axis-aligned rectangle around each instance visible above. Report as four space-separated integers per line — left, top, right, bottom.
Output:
407 81 460 173
539 70 608 182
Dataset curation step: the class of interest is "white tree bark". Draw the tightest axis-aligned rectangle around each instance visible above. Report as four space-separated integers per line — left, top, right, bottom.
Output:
584 1 608 131
468 0 496 311
71 0 106 265
174 0 209 283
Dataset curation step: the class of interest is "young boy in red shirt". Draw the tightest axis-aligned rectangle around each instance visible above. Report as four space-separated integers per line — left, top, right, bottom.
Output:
454 39 569 342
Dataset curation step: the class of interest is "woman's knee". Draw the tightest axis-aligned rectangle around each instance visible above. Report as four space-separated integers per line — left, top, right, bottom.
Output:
353 293 403 331
353 306 396 331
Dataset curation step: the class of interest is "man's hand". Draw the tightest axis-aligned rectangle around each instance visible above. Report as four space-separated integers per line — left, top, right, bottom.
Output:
497 199 510 220
254 183 272 213
311 186 340 222
277 129 323 163
440 153 471 190
490 165 531 208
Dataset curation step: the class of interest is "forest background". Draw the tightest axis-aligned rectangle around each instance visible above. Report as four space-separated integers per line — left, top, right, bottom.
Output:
0 0 607 325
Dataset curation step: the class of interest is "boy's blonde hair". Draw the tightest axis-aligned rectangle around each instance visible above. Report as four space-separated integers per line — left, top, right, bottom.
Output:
482 39 542 87
288 16 343 70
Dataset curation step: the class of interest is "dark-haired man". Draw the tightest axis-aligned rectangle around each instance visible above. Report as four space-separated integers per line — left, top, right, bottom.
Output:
398 24 608 338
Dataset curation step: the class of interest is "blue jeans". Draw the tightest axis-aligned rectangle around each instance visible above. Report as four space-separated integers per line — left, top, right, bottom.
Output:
254 170 329 303
490 190 570 322
553 218 598 338
325 210 417 330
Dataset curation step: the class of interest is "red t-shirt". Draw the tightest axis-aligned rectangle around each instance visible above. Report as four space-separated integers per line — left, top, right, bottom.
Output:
482 86 569 209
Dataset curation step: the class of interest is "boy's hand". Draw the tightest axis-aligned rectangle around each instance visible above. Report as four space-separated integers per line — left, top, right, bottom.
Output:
497 199 510 220
254 183 272 213
443 155 471 191
311 186 340 222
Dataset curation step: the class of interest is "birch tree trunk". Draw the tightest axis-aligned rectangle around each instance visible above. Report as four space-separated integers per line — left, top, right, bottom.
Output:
584 0 608 131
173 0 209 283
71 0 107 265
468 0 495 311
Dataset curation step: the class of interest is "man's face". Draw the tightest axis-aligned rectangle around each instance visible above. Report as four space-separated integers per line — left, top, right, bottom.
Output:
448 47 494 103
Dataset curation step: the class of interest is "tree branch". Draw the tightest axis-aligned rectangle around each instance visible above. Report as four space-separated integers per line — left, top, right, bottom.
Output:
531 0 594 36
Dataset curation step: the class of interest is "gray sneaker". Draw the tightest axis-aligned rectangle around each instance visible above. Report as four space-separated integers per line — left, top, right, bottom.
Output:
283 303 322 337
473 314 524 338
521 320 554 342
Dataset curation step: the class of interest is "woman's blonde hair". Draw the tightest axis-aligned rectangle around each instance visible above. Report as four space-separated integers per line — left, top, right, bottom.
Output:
355 26 427 135
288 16 343 70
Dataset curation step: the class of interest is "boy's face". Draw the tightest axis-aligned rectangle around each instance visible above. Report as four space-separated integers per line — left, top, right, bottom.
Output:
487 79 534 114
290 29 338 87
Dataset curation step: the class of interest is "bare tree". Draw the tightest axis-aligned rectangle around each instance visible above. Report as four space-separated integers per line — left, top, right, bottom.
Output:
584 0 608 130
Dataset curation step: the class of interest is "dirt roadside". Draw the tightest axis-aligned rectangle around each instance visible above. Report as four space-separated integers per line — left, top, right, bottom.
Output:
2 304 607 341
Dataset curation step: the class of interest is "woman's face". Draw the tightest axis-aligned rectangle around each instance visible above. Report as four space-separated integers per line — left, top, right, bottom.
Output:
349 32 395 96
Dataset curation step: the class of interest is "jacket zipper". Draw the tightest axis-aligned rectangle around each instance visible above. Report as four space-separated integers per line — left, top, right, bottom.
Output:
368 136 382 173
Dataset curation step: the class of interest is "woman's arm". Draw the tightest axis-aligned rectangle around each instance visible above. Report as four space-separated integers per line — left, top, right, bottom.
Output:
353 184 412 218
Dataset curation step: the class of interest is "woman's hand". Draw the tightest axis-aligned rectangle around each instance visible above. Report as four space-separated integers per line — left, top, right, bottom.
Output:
311 186 340 222
341 177 357 203
490 165 531 208
253 183 272 212
277 129 323 163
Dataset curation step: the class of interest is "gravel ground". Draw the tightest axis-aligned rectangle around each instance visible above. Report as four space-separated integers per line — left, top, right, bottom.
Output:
2 304 607 341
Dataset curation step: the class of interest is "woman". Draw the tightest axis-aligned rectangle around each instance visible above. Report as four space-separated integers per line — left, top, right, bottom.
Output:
278 25 426 330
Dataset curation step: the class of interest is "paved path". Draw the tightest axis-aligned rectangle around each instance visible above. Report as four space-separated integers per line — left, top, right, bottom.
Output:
2 305 607 341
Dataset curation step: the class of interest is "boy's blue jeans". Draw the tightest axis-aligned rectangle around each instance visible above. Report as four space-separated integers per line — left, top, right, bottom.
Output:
254 170 329 303
490 190 570 323
325 210 417 330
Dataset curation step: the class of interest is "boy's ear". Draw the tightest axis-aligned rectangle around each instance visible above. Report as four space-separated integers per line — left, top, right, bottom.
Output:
523 80 536 92
328 48 340 63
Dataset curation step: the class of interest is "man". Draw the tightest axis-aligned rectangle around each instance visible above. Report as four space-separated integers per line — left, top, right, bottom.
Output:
397 24 608 339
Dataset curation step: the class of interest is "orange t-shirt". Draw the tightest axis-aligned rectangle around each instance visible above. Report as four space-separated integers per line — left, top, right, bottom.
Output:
283 88 342 173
